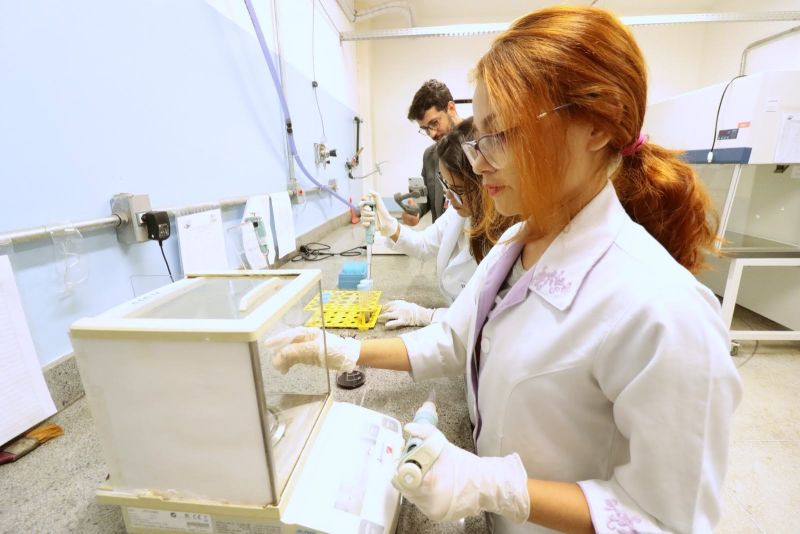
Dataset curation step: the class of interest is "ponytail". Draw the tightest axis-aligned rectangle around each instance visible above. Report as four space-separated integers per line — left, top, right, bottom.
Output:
612 143 718 273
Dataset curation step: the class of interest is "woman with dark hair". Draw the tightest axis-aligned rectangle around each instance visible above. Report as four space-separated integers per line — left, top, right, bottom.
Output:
361 117 515 329
274 6 741 533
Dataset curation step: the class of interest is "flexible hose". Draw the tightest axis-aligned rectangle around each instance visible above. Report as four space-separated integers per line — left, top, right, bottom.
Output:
243 0 356 210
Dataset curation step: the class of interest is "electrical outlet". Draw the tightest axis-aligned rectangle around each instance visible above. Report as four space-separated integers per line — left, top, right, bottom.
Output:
111 193 152 244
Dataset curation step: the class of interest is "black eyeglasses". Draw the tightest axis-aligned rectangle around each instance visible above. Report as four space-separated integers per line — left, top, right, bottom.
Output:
418 117 442 136
461 103 573 169
437 171 464 204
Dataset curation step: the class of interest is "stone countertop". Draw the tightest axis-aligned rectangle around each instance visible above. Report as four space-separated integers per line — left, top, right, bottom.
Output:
0 222 487 534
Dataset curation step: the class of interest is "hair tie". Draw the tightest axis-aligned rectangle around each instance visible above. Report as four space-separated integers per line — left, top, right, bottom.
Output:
621 133 648 156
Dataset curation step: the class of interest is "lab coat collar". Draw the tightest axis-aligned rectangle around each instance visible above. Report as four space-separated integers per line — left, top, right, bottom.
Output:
529 180 626 311
473 235 524 347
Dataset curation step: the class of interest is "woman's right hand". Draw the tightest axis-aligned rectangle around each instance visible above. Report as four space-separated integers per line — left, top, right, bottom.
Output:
360 191 399 237
263 327 360 374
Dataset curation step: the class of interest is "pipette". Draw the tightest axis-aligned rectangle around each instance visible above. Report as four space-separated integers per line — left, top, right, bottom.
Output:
395 390 440 489
363 200 376 280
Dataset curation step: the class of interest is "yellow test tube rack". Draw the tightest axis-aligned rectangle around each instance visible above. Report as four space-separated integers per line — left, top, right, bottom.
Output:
304 290 382 330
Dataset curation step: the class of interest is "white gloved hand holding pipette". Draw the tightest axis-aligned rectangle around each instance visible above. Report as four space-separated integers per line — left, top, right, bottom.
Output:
392 421 531 524
264 327 359 374
379 300 444 329
360 191 399 239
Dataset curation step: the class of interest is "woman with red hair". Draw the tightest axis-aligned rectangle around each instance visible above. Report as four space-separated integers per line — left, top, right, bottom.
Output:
272 6 741 533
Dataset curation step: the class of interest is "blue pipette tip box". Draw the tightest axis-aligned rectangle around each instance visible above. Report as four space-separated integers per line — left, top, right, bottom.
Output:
338 261 368 289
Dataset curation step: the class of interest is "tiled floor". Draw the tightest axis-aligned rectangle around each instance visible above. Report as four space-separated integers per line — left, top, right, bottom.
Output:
715 309 800 533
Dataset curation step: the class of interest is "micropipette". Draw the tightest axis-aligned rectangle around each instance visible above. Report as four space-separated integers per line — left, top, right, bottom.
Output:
364 200 376 280
395 390 440 490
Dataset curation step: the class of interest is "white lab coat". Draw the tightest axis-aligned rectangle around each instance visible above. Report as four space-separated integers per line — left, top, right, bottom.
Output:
388 206 474 304
401 182 742 534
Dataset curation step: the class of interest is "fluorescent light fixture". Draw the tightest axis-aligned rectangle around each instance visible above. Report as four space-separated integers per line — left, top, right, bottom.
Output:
340 11 800 41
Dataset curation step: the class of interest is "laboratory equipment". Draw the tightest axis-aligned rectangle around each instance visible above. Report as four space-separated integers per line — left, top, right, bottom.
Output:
70 269 404 533
364 200 376 280
356 278 374 331
644 70 800 341
244 214 270 255
314 142 337 169
395 391 440 490
393 177 427 216
336 369 366 389
338 261 368 289
303 289 382 330
644 70 800 165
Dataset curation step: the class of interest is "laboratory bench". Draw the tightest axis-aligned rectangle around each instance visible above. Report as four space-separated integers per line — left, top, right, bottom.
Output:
0 222 487 534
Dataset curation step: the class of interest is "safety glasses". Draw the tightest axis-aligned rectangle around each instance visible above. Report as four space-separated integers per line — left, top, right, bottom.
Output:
437 171 464 205
461 103 573 170
461 130 510 170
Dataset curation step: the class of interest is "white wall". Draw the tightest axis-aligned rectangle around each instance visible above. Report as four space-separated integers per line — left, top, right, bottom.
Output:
365 35 493 196
700 0 800 84
631 25 708 103
361 7 710 198
0 0 361 366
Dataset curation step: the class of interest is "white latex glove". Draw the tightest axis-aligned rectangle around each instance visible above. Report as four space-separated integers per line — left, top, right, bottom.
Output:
360 191 399 237
392 422 530 524
263 327 360 374
379 300 437 329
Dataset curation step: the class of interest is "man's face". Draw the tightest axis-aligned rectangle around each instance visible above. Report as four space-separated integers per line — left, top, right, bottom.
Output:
417 104 455 141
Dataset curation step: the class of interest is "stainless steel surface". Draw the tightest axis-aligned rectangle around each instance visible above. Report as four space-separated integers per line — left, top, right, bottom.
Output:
0 215 123 246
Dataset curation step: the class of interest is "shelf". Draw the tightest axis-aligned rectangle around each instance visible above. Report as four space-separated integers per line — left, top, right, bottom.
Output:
719 231 800 258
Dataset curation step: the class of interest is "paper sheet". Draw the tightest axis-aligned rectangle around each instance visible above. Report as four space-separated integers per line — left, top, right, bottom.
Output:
269 192 296 258
371 234 405 255
242 195 276 265
176 209 228 274
0 256 56 445
775 113 800 163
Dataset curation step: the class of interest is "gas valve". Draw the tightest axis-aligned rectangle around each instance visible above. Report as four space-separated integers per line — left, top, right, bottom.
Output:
314 142 337 168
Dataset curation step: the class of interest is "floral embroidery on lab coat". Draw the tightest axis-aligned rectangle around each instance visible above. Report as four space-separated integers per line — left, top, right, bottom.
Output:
532 266 572 296
605 499 642 534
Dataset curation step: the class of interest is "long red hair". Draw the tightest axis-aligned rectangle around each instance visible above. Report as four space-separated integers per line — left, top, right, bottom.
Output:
474 6 717 272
